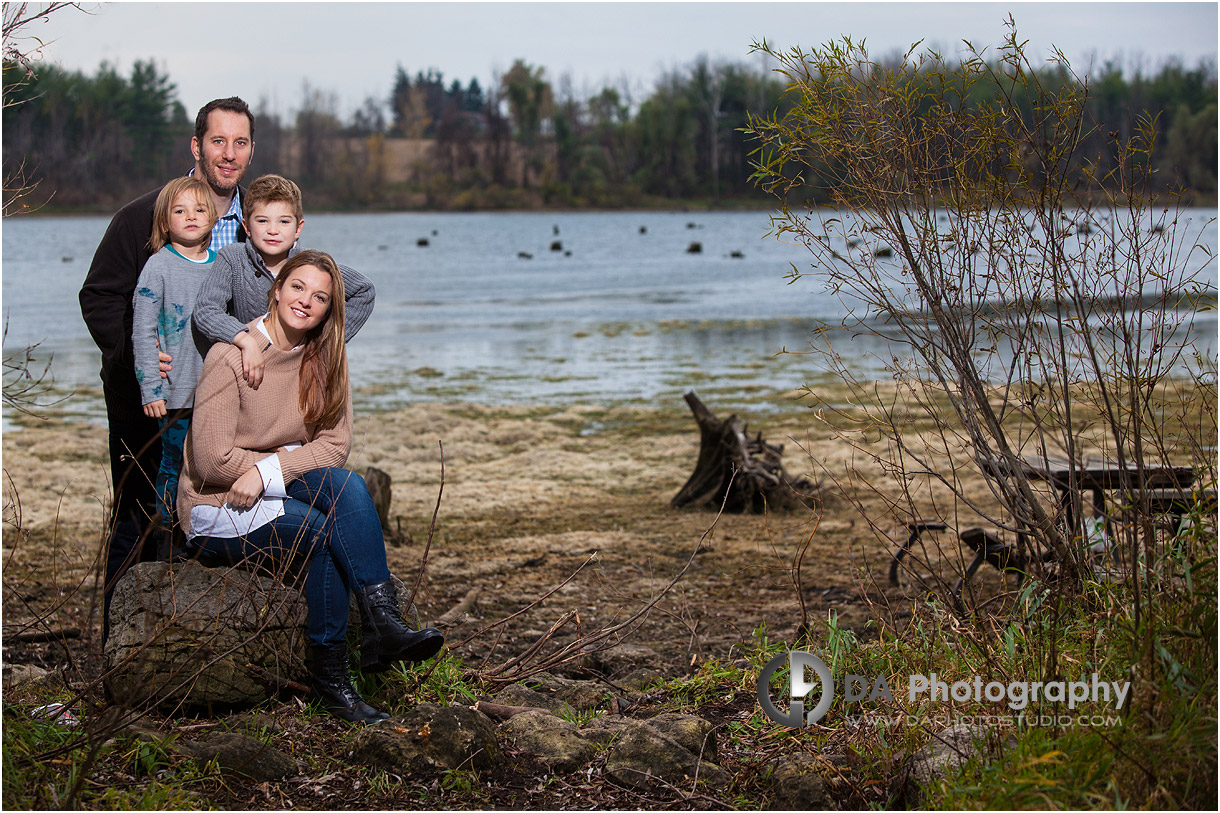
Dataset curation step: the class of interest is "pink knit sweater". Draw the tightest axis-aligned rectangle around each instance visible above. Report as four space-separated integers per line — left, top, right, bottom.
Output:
177 318 352 536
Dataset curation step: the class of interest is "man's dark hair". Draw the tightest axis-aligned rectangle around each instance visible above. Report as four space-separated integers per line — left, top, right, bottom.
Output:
194 97 255 144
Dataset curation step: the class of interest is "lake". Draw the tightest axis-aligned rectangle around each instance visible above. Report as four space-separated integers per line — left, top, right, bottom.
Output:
2 209 1215 424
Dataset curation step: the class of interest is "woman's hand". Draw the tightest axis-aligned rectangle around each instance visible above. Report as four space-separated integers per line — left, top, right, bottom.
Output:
225 467 265 511
143 399 167 419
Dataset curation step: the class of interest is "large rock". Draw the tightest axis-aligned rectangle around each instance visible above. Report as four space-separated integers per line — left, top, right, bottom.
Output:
492 683 573 716
349 703 503 773
527 673 612 711
646 713 718 762
909 723 1001 784
177 732 298 781
105 561 306 709
104 562 421 710
903 722 1014 806
603 718 729 790
3 663 61 693
498 710 597 772
763 751 828 810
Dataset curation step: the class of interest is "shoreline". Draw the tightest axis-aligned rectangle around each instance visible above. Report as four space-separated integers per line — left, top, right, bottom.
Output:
11 192 1216 219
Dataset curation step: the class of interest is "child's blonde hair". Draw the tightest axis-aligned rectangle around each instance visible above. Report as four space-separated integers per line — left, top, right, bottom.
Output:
244 174 304 221
148 177 216 251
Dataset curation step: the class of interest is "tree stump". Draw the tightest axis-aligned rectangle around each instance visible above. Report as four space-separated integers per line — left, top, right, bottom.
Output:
365 466 409 546
670 392 820 513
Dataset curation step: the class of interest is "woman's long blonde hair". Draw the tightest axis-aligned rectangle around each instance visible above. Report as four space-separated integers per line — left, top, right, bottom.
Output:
268 250 349 430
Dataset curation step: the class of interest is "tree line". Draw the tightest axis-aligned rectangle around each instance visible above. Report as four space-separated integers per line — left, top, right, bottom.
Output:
2 52 1216 212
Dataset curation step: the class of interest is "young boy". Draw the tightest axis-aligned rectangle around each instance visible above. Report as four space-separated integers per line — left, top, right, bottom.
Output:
192 174 376 388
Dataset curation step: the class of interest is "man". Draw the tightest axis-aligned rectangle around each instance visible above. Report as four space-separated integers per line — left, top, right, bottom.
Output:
79 96 255 636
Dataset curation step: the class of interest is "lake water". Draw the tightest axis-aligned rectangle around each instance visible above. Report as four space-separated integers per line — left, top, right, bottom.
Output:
2 209 1216 424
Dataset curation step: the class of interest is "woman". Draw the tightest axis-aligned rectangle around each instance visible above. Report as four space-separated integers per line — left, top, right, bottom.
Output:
178 249 442 724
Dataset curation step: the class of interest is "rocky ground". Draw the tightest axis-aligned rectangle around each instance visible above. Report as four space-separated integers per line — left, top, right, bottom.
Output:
2 394 1006 808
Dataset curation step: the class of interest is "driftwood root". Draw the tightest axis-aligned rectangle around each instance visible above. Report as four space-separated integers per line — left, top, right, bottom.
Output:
670 391 820 513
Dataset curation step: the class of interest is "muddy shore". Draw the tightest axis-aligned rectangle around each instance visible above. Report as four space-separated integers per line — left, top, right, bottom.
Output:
3 396 959 671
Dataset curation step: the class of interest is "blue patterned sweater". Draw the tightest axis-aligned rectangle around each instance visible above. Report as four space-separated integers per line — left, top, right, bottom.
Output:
132 245 216 409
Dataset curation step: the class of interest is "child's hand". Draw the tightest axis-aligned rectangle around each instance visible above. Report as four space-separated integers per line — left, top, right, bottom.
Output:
143 400 167 419
155 337 172 378
225 466 265 511
233 333 266 389
241 343 266 389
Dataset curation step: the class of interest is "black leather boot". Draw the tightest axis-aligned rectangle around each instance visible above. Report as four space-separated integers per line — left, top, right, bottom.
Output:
357 581 445 673
306 645 389 724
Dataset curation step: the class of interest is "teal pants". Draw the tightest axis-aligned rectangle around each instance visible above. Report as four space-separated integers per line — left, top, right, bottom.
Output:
156 409 192 527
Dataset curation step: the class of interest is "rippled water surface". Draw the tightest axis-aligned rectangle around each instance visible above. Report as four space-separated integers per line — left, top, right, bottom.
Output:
3 208 1215 423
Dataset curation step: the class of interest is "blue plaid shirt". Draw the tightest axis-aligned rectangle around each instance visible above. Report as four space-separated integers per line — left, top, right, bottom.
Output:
210 190 243 249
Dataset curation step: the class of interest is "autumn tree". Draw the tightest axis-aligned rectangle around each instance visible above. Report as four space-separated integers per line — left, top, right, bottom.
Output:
294 81 341 191
748 26 1215 609
501 59 553 187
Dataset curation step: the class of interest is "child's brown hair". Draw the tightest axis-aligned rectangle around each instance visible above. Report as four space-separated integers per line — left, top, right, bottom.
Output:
244 174 304 221
147 177 216 251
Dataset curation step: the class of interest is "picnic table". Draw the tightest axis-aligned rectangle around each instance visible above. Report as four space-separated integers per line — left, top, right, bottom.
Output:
891 453 1212 609
1009 454 1204 535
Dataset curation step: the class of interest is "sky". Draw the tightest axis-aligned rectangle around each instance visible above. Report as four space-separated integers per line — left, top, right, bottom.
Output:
12 1 1219 120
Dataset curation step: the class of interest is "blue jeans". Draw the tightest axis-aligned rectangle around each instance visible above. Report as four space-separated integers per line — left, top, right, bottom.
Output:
191 467 391 648
156 411 192 527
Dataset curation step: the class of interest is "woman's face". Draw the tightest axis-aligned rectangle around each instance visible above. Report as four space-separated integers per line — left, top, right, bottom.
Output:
274 263 332 335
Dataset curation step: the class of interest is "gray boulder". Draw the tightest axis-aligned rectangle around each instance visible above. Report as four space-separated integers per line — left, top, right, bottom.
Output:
492 683 573 715
603 719 728 790
527 673 611 711
178 732 298 781
104 562 420 709
349 703 503 773
646 713 718 762
3 663 60 693
763 751 829 810
498 710 598 772
104 561 306 708
909 723 1000 784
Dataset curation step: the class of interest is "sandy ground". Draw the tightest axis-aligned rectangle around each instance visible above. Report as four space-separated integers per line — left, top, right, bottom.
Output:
2 398 1002 674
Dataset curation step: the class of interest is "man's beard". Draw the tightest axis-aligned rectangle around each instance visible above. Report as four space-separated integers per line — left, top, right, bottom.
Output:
201 161 242 196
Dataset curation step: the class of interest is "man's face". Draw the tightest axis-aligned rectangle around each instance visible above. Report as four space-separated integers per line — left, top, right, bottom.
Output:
191 110 253 196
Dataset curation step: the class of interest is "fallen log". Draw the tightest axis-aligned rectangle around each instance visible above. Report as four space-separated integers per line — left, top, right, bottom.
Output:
4 627 82 644
670 391 821 513
437 587 481 627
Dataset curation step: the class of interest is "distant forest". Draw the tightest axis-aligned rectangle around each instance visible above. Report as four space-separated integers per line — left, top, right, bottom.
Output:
3 53 1216 212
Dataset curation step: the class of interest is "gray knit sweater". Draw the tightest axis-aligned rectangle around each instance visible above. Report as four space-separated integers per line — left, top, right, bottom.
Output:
131 245 216 409
192 240 375 346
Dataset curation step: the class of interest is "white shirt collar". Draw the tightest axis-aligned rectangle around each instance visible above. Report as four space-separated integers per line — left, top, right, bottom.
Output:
257 315 303 351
